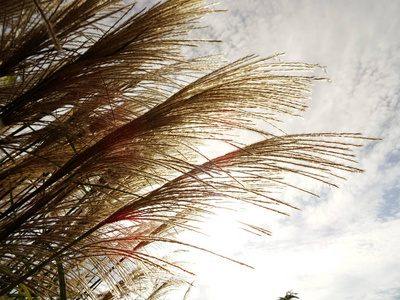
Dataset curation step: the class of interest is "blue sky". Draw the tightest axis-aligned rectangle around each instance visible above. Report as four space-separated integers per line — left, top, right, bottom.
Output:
171 1 400 299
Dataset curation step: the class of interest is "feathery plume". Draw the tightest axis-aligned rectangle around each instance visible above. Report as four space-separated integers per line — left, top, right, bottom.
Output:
0 0 372 298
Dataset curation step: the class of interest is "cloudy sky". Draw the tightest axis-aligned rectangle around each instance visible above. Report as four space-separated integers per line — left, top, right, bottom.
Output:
163 1 400 299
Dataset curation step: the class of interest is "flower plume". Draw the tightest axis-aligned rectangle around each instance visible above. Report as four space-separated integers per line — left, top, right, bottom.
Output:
0 0 371 298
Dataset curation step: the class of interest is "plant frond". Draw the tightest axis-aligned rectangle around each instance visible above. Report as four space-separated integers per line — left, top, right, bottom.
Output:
0 0 373 299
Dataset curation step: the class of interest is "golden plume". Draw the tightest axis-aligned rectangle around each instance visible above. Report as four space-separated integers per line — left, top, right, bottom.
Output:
0 0 372 298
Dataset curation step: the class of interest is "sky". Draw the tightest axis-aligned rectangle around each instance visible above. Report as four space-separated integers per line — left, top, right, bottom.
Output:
167 1 400 300
1 1 399 299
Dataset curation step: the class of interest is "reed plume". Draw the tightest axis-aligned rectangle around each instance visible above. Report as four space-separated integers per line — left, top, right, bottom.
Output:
0 0 369 298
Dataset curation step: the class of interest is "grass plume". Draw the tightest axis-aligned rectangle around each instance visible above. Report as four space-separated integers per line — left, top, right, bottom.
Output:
0 0 372 298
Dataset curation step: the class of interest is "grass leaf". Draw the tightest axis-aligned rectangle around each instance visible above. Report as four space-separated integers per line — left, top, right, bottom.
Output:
56 260 67 300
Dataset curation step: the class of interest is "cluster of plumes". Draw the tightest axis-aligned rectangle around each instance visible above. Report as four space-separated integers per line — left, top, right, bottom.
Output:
0 0 367 299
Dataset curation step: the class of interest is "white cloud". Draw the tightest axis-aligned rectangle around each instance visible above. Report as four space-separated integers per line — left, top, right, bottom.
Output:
177 0 400 299
128 1 400 299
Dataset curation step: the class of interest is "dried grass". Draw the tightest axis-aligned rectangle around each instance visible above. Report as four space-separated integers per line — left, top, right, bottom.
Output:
0 0 371 298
